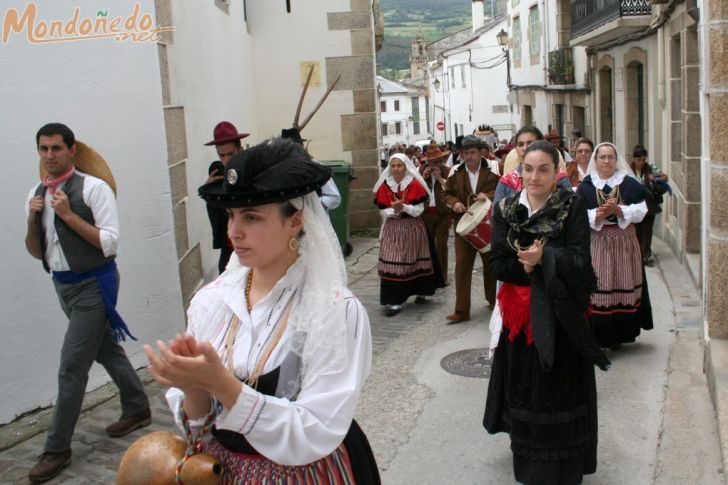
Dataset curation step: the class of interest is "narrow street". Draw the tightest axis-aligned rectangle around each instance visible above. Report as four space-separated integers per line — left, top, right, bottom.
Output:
0 236 723 484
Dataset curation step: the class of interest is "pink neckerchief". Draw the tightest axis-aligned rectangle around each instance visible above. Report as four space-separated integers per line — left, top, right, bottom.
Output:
42 166 75 194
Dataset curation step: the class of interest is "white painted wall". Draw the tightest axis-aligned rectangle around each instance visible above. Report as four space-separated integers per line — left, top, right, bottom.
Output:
166 1 258 281
0 0 183 423
429 19 512 143
168 0 368 280
381 93 411 145
247 0 356 160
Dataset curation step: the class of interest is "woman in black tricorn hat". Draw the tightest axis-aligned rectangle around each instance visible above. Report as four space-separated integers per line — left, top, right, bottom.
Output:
145 138 380 482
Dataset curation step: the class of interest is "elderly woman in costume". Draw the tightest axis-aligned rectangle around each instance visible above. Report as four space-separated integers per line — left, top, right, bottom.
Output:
145 139 379 483
576 142 654 349
567 137 594 188
374 153 444 317
496 127 570 204
484 141 610 485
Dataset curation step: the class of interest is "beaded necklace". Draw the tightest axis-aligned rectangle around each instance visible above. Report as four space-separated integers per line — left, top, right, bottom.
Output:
222 269 295 389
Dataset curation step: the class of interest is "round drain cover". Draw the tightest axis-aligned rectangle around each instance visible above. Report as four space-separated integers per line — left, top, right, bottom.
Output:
440 348 491 378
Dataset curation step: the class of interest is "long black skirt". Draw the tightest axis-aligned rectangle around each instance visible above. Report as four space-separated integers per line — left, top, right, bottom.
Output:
484 328 598 485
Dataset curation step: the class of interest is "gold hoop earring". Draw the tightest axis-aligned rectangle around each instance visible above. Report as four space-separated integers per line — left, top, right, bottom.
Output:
289 237 299 252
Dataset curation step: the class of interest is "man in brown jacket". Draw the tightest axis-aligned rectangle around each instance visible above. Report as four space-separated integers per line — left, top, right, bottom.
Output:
443 135 500 323
419 145 453 283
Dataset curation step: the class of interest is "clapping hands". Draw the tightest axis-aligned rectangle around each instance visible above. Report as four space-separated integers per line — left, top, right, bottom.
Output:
517 240 543 274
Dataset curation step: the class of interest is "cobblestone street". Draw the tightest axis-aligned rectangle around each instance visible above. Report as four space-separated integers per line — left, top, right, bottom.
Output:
0 236 723 484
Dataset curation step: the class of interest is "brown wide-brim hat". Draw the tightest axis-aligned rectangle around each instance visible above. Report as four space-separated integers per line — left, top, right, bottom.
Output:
38 140 117 195
545 129 562 141
421 146 450 163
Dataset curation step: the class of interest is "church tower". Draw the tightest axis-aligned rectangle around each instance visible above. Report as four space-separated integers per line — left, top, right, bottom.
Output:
409 31 428 79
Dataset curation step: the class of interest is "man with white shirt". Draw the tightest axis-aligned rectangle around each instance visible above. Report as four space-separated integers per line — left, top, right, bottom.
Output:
443 135 500 323
24 123 150 483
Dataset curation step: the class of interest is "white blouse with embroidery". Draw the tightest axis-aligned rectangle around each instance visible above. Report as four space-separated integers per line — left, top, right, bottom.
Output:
165 258 372 466
586 170 647 231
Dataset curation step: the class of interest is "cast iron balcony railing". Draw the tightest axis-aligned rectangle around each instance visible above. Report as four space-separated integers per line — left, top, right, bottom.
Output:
548 47 575 85
571 0 652 39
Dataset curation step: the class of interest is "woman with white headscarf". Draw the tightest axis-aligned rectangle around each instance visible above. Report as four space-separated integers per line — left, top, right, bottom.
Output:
576 142 654 350
144 139 379 482
373 153 445 317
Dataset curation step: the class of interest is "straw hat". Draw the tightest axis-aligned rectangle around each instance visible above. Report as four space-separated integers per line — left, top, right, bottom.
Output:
38 140 117 195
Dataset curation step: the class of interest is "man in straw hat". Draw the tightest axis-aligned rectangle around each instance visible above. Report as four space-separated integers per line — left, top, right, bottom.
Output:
442 134 500 323
203 121 249 274
419 144 453 283
24 123 151 483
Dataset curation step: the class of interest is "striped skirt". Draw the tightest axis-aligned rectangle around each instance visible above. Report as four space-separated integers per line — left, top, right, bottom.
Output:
378 216 433 281
590 224 643 312
589 224 653 347
205 438 356 484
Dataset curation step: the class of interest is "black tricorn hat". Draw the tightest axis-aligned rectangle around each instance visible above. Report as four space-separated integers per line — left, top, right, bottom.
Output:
199 138 330 208
281 127 308 145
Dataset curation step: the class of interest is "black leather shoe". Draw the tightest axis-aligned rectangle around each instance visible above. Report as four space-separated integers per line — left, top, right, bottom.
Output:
106 408 152 437
385 306 401 317
29 450 71 483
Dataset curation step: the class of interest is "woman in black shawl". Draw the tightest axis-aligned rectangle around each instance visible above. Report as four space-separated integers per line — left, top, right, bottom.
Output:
483 141 610 485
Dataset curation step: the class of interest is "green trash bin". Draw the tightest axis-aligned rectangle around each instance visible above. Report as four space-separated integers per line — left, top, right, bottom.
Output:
320 160 353 256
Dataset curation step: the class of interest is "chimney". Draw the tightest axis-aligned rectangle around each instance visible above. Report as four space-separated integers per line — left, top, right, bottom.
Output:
472 0 484 32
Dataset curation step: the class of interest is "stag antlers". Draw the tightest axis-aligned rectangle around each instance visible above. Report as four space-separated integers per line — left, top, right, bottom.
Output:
292 64 342 133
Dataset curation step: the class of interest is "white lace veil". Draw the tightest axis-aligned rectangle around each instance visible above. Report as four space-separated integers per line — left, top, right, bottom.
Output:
280 193 350 395
586 142 636 181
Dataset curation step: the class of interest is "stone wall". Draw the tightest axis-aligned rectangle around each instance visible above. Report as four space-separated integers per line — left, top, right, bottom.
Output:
331 0 381 229
707 0 728 339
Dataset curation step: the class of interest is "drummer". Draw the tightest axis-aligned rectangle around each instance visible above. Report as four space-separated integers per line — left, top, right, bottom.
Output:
443 135 501 323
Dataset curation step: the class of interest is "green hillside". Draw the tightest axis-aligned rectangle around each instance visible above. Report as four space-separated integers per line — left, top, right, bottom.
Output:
378 0 472 76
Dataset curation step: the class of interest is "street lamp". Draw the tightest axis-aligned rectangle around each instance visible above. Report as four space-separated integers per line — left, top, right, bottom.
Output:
496 28 511 89
433 77 441 91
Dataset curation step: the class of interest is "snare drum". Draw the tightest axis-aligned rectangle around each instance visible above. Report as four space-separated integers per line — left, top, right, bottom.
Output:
456 198 493 253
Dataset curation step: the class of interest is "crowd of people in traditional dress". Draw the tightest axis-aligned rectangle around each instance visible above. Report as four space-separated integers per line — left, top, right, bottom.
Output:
374 123 669 484
25 113 669 484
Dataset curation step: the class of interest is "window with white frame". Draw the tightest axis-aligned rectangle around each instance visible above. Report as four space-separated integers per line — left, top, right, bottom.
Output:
460 65 466 88
529 7 540 57
395 122 402 135
394 100 400 111
380 100 387 112
513 17 521 62
381 123 388 136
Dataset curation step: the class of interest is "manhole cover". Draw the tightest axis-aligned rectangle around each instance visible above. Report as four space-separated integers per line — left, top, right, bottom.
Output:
440 348 491 378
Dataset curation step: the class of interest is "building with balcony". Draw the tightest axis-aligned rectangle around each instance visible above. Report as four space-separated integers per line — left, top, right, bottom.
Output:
425 0 513 144
569 0 700 276
571 0 728 468
503 0 592 148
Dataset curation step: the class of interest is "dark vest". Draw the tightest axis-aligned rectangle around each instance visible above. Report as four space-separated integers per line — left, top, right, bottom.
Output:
34 173 115 273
